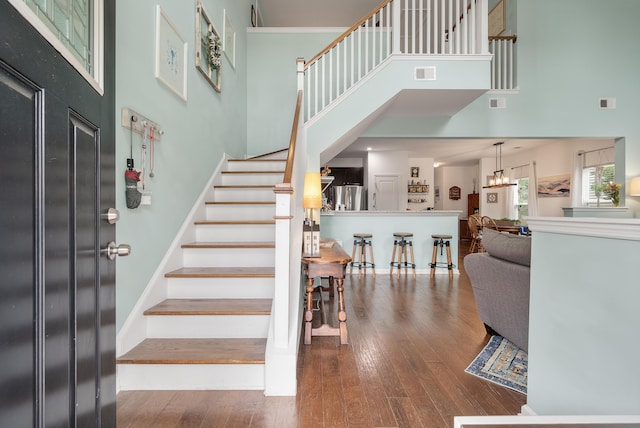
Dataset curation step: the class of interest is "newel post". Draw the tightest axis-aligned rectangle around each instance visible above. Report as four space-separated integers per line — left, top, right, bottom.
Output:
273 184 294 348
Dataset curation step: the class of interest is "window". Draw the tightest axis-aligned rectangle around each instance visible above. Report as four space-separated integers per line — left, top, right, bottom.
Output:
583 164 615 206
515 177 528 220
9 0 104 93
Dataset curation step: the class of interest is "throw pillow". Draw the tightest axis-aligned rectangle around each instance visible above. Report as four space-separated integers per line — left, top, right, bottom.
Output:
482 227 531 266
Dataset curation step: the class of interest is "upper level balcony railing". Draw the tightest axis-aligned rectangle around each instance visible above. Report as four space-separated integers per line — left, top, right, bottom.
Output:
303 0 490 122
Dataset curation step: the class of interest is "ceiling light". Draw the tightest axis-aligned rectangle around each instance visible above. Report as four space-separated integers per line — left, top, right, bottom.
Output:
433 162 440 168
483 142 516 189
366 147 372 151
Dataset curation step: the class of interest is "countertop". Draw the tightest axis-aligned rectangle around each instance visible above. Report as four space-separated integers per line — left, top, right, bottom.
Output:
320 210 462 216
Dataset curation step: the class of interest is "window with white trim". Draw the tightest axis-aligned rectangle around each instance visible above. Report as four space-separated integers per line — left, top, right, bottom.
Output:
581 147 615 207
515 177 529 220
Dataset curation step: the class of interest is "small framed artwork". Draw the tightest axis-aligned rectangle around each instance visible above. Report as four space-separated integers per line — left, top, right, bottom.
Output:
487 192 498 203
223 9 236 69
195 1 221 92
449 186 461 200
410 167 419 178
155 6 188 101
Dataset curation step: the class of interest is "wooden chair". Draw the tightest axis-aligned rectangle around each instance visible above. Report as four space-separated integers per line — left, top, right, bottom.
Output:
467 214 484 253
481 215 498 230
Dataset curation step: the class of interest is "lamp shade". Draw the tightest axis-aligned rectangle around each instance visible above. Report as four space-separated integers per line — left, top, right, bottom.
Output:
303 172 322 208
630 177 640 196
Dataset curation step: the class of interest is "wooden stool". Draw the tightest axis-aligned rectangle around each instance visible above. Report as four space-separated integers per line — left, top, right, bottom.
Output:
429 234 454 279
350 233 375 277
389 233 416 278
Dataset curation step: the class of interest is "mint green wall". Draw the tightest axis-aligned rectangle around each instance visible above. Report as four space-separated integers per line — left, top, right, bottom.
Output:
529 231 640 414
115 0 251 331
246 30 342 156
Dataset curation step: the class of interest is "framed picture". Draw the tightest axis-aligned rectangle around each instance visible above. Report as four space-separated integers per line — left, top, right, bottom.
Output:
487 192 498 203
223 9 236 68
195 1 221 92
537 174 571 197
155 6 188 101
410 167 419 178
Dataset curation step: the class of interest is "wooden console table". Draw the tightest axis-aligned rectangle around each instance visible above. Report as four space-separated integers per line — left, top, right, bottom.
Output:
301 239 352 345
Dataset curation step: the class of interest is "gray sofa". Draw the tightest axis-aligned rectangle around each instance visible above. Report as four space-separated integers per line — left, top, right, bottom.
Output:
464 228 531 352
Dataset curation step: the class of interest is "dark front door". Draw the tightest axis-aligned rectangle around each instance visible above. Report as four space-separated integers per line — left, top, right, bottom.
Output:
0 1 116 426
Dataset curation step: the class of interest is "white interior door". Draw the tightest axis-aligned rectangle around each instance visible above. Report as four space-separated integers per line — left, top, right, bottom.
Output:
373 175 400 211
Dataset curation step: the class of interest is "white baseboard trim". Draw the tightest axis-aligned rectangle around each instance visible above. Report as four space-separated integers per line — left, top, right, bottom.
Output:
454 414 640 427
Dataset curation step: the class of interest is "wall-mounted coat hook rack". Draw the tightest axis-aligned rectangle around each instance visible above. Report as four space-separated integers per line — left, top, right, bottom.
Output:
121 107 164 140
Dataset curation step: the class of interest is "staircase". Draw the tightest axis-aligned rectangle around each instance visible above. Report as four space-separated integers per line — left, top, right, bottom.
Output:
116 151 287 390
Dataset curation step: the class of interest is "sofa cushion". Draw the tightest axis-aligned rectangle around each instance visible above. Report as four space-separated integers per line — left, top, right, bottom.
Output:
482 227 531 266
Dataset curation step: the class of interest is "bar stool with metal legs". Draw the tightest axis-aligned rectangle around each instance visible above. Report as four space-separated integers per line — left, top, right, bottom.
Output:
350 233 375 277
389 232 416 278
429 234 454 279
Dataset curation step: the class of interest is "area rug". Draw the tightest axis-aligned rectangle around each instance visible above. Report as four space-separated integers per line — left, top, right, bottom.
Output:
465 335 528 395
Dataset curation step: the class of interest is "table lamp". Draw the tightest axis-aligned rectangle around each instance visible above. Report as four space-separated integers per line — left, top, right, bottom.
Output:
630 177 640 196
303 172 322 257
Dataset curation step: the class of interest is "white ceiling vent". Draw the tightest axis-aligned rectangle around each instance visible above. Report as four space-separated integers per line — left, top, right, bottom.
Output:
489 98 506 109
599 98 616 109
415 66 436 81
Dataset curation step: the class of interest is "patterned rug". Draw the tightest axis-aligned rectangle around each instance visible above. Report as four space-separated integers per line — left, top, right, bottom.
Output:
465 335 528 394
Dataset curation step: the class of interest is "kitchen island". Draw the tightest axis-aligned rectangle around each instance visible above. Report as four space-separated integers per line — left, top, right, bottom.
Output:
320 210 462 275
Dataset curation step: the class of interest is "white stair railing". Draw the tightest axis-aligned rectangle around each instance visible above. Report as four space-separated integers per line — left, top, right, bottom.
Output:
490 35 517 90
303 0 489 122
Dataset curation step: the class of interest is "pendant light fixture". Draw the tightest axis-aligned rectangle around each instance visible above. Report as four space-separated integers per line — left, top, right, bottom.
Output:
483 142 516 188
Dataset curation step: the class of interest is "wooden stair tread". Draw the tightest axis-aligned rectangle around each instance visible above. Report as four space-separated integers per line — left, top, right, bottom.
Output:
165 267 275 278
144 298 272 315
182 241 275 249
117 338 266 364
194 220 275 225
205 201 275 205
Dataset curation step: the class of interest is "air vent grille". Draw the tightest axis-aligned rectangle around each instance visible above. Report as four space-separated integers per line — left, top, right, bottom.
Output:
414 67 436 81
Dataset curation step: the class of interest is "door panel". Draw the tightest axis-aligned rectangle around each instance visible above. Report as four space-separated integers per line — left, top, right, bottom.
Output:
72 114 100 427
0 62 40 428
1 0 115 426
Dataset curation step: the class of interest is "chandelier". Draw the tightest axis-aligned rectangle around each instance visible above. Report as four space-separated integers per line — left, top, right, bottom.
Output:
483 142 516 188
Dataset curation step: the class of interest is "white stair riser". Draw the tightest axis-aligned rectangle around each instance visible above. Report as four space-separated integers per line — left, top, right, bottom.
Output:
146 315 270 339
195 224 274 241
219 174 282 186
183 248 275 267
206 204 274 221
167 277 275 299
226 161 286 172
117 364 265 390
213 188 275 202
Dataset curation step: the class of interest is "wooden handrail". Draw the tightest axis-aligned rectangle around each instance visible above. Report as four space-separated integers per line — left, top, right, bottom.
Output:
489 35 517 43
282 89 303 184
304 0 393 70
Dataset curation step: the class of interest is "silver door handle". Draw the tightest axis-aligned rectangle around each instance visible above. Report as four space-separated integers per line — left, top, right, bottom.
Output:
103 241 131 260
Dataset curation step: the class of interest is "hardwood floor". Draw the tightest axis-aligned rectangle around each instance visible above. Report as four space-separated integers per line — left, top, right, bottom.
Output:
117 242 526 427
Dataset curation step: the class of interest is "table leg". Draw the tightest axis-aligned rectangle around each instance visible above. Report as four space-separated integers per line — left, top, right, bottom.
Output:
304 276 314 345
336 278 348 344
